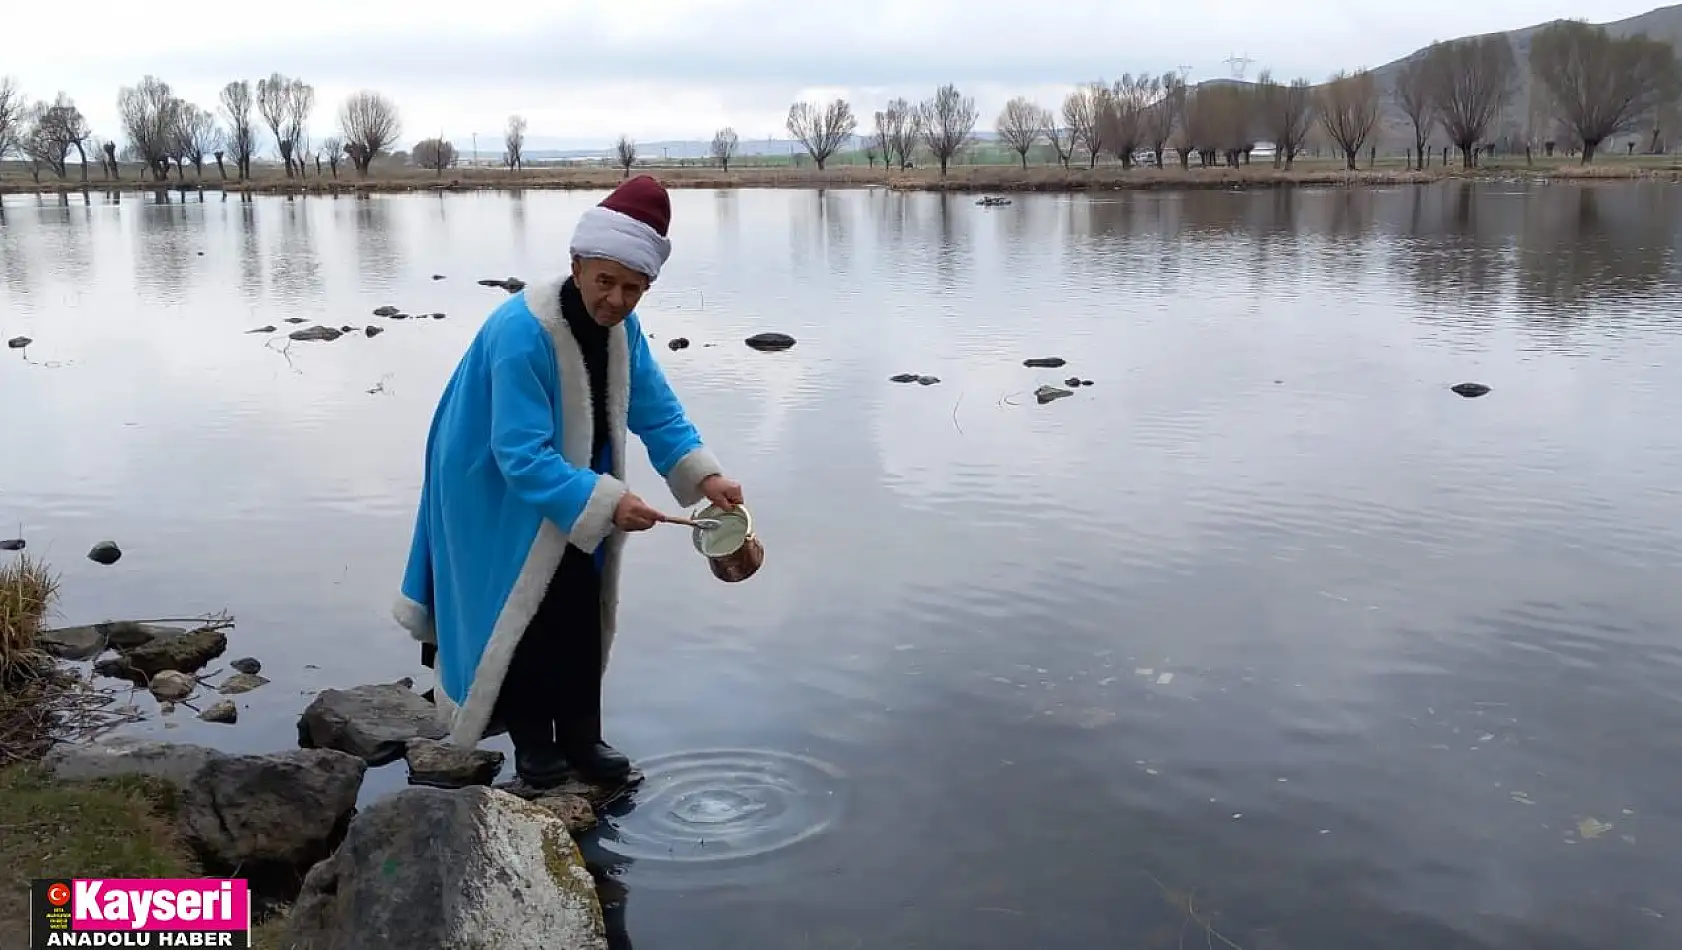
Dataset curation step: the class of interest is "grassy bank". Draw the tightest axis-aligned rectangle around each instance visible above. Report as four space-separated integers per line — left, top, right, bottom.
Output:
0 554 285 947
3 156 1679 197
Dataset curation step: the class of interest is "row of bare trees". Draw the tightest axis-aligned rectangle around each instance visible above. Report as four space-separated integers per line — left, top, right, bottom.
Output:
0 73 406 182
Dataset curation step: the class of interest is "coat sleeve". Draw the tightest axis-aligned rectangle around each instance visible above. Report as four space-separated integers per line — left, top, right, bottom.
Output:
488 338 626 553
626 323 723 507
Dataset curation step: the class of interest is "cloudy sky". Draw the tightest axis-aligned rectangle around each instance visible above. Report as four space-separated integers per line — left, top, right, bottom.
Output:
4 0 1666 151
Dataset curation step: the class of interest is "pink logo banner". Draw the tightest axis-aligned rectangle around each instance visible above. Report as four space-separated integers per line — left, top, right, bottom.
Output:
69 879 249 932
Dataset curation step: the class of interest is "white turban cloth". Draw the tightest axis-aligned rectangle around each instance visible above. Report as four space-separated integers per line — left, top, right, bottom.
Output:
568 206 672 282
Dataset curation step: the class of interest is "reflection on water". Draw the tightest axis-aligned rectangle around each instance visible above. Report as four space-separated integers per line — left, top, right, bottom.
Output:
2 182 1682 950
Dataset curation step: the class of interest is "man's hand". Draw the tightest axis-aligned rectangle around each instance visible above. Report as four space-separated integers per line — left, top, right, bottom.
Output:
699 474 745 510
612 491 664 532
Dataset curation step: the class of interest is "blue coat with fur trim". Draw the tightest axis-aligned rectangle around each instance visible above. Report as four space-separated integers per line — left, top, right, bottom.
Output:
392 277 723 747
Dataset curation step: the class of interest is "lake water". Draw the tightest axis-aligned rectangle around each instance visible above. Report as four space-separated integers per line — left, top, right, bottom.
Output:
3 182 1682 949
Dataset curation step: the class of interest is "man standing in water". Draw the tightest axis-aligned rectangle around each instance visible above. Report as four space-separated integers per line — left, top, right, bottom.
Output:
393 175 744 788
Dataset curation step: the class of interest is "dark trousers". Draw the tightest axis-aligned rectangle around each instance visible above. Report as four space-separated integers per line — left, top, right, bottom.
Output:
493 543 606 749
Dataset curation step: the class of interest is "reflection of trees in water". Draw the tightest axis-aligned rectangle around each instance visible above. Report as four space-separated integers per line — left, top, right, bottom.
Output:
931 193 970 292
235 194 263 306
1383 183 1518 323
508 190 529 257
1511 184 1678 333
269 196 324 305
0 200 31 294
132 188 196 305
347 196 401 283
789 189 853 280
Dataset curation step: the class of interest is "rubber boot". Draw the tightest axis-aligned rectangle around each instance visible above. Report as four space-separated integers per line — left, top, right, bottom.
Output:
559 711 631 784
507 716 572 789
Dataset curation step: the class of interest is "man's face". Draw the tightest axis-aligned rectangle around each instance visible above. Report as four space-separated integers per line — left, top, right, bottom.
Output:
572 257 650 327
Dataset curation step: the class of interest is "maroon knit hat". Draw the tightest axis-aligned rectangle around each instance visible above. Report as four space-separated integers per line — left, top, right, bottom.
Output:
598 175 671 238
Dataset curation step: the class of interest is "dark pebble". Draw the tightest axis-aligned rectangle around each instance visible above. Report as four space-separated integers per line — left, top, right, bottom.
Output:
8 336 33 349
432 274 446 280
668 337 690 350
283 317 307 324
230 657 262 675
890 373 920 383
245 326 276 334
365 326 385 338
745 332 796 352
916 376 940 386
1065 376 1081 387
1024 357 1066 368
1451 382 1491 398
87 541 122 565
0 539 24 551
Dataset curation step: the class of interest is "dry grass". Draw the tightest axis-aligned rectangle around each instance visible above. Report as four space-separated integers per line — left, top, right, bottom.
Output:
0 553 58 679
3 155 1678 197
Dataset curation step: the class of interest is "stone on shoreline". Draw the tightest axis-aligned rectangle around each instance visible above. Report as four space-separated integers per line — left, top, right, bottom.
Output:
283 785 607 950
404 737 504 789
41 736 367 896
297 679 448 766
745 332 796 352
87 541 122 565
148 670 197 702
200 700 238 724
289 325 344 342
219 671 269 695
35 621 187 661
112 626 228 679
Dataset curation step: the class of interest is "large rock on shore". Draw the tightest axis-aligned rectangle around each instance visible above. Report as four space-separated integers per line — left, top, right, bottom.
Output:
297 679 447 766
282 785 607 950
41 737 366 894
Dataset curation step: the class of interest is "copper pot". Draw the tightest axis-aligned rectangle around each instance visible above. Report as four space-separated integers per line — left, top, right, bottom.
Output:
690 503 763 583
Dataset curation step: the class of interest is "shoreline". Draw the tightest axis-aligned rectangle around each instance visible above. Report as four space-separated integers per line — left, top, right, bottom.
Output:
2 161 1678 198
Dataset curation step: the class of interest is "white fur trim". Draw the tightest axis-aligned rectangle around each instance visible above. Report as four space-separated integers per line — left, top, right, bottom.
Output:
571 472 627 555
569 206 671 281
393 595 436 644
665 446 724 508
438 277 634 747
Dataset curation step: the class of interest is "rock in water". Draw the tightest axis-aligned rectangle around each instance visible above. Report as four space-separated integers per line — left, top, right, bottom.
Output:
1024 357 1066 368
231 656 262 675
7 336 33 349
219 672 269 695
117 627 228 678
364 326 384 338
1451 382 1491 398
0 538 23 551
889 373 920 383
668 337 690 350
1035 385 1075 405
373 306 400 317
916 376 940 386
148 670 197 702
200 700 238 724
283 317 308 324
289 325 344 342
283 786 607 950
405 737 505 789
87 541 122 565
245 326 276 334
745 332 796 352
297 680 449 766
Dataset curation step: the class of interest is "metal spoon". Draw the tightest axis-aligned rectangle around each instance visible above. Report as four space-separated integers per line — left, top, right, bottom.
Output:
663 515 723 530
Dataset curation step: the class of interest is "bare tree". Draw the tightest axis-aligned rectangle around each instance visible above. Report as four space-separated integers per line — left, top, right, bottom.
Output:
101 140 118 179
1044 120 1076 168
1187 84 1256 167
875 98 919 169
786 98 856 170
282 79 315 175
118 75 182 181
1257 71 1314 167
1393 55 1435 169
995 96 1045 168
1142 72 1185 167
414 137 456 174
339 91 401 174
176 103 220 177
1099 74 1156 169
1424 36 1518 167
1529 20 1682 163
918 83 978 176
18 94 89 180
504 115 527 171
710 126 738 171
320 136 342 177
614 134 636 176
1316 70 1380 169
257 73 290 174
219 80 256 179
1062 82 1106 167
19 108 55 182
0 77 21 167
